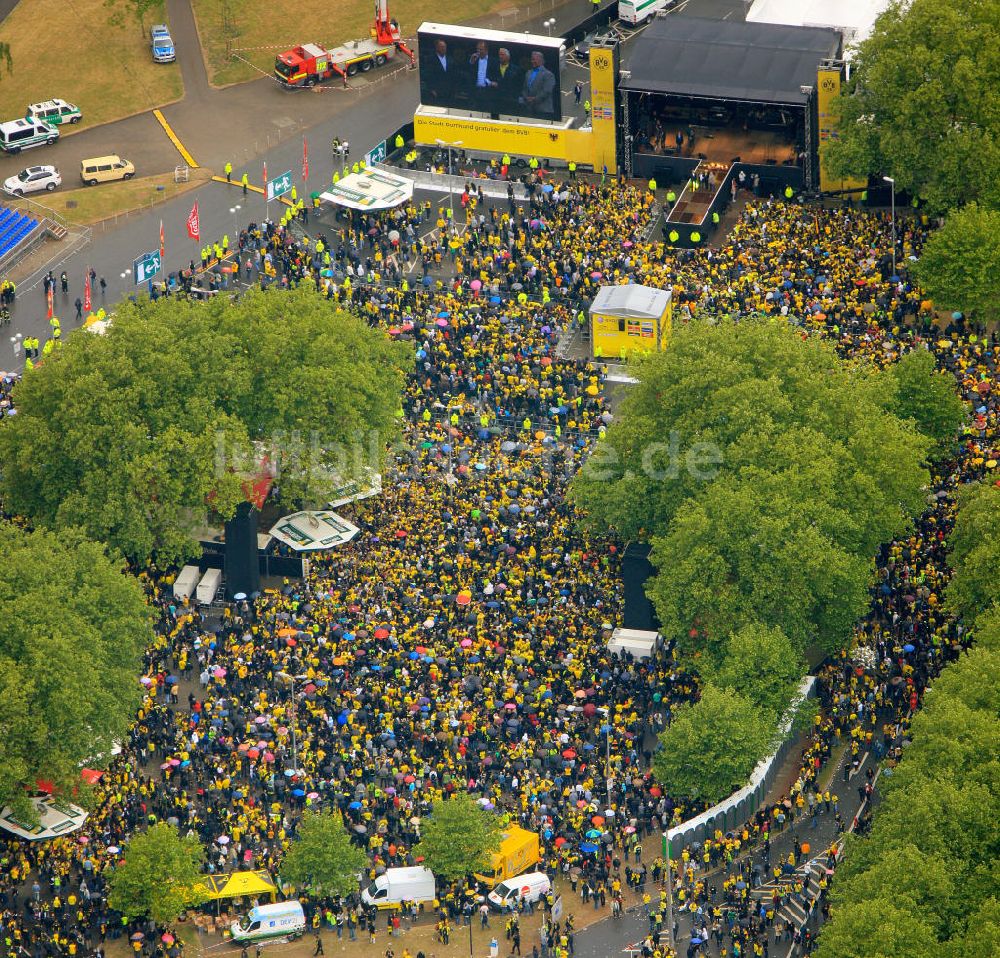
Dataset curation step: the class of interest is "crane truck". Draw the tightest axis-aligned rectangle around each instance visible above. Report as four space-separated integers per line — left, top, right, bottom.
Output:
274 0 414 88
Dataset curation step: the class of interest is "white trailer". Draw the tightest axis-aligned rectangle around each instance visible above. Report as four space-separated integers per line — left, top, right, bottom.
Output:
172 565 200 602
607 627 661 659
195 568 222 605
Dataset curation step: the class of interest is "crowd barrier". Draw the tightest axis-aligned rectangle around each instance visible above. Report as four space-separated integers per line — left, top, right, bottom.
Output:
665 675 817 854
372 163 534 201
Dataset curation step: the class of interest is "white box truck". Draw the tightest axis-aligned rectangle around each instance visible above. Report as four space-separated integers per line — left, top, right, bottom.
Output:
196 568 222 605
172 565 200 602
230 901 305 943
361 866 436 910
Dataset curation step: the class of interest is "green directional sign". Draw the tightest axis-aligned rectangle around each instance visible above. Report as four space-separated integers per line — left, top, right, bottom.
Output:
133 249 161 285
267 170 293 201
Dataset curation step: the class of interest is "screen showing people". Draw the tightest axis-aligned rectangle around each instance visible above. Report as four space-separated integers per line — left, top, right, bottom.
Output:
419 31 562 121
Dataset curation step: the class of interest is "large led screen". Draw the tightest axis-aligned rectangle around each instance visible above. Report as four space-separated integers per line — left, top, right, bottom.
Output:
418 23 563 122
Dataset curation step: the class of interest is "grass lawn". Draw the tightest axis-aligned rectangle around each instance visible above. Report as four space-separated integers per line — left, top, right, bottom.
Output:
192 0 524 86
10 170 210 227
0 0 184 131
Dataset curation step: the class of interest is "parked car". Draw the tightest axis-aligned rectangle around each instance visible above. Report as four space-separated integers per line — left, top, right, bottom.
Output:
26 99 82 126
80 154 135 186
0 118 59 154
150 24 176 63
3 165 62 196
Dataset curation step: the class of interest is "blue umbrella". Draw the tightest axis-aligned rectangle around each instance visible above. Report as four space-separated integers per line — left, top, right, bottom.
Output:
349 801 362 809
580 842 599 853
292 788 306 797
585 829 601 838
903 643 915 653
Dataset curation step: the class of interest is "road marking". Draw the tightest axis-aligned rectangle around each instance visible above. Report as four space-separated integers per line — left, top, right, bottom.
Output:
152 109 199 168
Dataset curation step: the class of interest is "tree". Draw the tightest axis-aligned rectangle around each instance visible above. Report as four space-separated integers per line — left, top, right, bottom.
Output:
414 793 504 883
973 603 1000 651
911 205 1000 325
0 522 153 821
0 42 12 78
652 685 776 805
820 0 1000 212
701 624 804 717
946 482 1000 621
813 898 941 958
0 288 408 564
571 319 929 551
281 811 368 898
647 476 873 660
881 348 966 454
108 823 206 925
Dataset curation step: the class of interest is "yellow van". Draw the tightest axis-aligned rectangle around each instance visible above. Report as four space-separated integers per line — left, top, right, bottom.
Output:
80 155 135 186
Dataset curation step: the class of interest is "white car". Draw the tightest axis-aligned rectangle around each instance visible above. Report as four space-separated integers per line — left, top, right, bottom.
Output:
3 165 62 196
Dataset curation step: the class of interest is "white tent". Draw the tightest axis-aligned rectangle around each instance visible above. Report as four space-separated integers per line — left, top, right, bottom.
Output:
590 284 671 321
321 167 413 211
269 510 360 552
0 796 88 841
746 0 890 49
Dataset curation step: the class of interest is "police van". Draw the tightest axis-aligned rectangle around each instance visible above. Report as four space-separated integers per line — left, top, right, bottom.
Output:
0 118 59 154
230 901 306 943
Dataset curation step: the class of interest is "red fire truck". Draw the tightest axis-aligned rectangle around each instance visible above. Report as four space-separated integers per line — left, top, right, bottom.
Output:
274 0 414 87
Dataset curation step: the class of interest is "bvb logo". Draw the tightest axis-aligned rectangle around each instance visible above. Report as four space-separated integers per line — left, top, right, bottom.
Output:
594 54 610 70
820 77 837 91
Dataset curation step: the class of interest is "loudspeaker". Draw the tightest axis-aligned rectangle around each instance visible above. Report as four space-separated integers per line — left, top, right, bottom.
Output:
224 501 261 599
620 541 661 632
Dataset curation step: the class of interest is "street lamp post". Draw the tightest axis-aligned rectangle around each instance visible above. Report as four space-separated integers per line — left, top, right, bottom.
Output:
435 138 463 223
276 671 309 778
544 17 556 35
882 175 896 277
230 204 242 238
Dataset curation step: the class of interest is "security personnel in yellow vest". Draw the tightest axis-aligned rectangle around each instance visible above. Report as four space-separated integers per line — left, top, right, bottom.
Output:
648 178 657 192
241 172 249 195
352 162 360 174
528 157 539 172
784 185 794 199
568 161 577 179
666 190 676 203
394 133 404 149
224 161 232 182
502 154 511 167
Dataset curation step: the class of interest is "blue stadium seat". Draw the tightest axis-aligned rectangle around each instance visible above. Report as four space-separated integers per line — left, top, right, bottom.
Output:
0 209 39 258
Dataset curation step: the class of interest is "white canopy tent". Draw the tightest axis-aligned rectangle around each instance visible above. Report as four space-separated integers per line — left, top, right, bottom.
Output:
268 510 360 552
746 0 890 50
321 167 414 211
0 796 88 841
590 284 671 320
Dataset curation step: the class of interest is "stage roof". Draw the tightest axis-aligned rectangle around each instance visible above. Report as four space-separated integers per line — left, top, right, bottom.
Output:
620 17 842 106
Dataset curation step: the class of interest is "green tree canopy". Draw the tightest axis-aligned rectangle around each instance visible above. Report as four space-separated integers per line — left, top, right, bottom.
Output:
652 685 776 805
911 204 1000 325
108 823 205 926
0 288 409 564
881 348 966 454
571 320 930 658
700 624 804 717
281 811 368 897
820 0 1000 212
0 522 153 820
817 645 1000 958
414 793 504 883
946 482 1000 622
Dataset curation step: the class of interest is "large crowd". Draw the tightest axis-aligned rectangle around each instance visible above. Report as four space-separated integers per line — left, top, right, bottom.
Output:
0 169 996 958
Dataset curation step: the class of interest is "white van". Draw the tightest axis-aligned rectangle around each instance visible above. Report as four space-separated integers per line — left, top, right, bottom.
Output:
488 871 551 911
196 568 223 604
618 0 671 24
230 901 305 943
172 565 201 602
0 118 59 154
362 866 436 910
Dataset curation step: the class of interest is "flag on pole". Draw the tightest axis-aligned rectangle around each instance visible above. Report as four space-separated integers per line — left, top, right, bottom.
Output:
46 284 53 320
186 201 200 241
302 137 309 183
159 219 165 260
84 271 91 312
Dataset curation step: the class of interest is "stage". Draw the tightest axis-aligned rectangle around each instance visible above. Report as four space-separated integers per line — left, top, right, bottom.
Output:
637 125 800 167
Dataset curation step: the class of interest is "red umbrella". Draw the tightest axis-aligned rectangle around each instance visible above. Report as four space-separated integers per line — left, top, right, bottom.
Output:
562 748 577 759
374 628 390 639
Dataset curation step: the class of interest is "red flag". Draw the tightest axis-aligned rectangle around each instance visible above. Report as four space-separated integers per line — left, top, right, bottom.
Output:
159 219 165 260
46 284 53 320
302 137 309 183
186 201 200 241
84 272 91 312
263 161 267 193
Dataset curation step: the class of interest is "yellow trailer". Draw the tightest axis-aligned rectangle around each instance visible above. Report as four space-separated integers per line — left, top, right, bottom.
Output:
590 284 672 360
